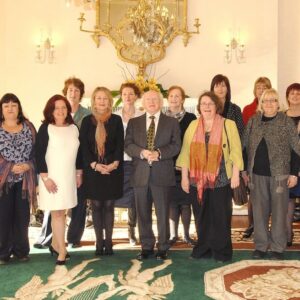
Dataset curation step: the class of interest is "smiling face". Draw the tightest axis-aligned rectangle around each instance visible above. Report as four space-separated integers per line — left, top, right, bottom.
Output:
288 89 300 107
142 90 162 115
213 81 228 102
261 93 279 117
167 88 184 111
121 87 138 107
93 91 111 114
2 101 19 122
53 99 68 124
66 84 81 106
199 95 217 120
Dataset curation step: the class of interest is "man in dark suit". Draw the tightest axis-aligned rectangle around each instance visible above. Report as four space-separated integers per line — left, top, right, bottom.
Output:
125 90 181 260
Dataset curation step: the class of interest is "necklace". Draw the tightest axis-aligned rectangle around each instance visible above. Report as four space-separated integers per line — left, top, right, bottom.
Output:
2 122 22 133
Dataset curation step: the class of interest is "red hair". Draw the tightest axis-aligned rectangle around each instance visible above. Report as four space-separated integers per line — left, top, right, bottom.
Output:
42 94 74 125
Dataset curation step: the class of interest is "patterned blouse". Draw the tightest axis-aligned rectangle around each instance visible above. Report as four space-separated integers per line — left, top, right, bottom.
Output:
0 122 34 183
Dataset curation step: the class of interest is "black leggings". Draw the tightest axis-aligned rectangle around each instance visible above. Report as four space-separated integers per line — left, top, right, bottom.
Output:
91 200 114 250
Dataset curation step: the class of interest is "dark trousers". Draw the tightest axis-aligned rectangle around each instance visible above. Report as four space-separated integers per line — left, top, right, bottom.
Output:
128 206 137 228
35 186 86 246
67 186 87 244
0 182 30 259
192 184 233 262
134 183 170 251
91 200 114 250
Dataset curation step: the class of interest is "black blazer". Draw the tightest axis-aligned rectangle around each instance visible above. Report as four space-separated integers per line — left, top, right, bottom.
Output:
80 114 124 201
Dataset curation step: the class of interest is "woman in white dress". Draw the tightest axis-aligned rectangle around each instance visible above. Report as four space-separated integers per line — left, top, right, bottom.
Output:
36 95 82 265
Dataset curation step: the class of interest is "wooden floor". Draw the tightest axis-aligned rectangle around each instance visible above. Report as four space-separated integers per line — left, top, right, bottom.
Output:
232 215 249 229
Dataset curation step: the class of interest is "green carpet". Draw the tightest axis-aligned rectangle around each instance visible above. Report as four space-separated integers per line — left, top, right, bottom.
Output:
0 250 299 299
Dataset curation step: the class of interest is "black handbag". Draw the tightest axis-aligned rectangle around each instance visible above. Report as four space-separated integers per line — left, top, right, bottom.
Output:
224 121 248 206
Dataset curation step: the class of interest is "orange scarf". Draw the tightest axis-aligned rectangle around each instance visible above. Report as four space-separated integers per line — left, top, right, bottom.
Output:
93 110 111 159
190 115 224 202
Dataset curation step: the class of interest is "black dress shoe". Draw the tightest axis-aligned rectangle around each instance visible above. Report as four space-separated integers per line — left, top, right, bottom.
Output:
49 246 70 260
243 226 254 239
33 243 49 249
155 251 167 260
137 250 154 260
183 236 197 246
95 248 104 256
104 248 114 256
270 251 284 260
168 237 178 245
252 249 267 259
56 259 66 265
70 243 82 248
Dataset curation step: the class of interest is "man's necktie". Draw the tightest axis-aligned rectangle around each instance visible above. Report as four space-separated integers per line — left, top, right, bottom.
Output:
147 116 155 151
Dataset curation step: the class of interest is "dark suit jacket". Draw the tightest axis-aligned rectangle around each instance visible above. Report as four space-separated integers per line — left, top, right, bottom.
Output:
125 113 181 187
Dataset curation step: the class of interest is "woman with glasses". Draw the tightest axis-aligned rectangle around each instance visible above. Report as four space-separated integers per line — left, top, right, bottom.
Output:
243 88 300 260
177 91 243 262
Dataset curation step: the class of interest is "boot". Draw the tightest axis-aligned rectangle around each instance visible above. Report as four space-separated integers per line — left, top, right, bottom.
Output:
128 227 137 246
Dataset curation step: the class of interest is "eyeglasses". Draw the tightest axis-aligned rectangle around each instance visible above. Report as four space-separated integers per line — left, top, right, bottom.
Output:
262 99 278 104
200 102 215 107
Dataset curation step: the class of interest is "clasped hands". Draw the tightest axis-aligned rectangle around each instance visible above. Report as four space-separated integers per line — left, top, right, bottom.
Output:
141 149 160 164
91 161 118 175
11 163 30 174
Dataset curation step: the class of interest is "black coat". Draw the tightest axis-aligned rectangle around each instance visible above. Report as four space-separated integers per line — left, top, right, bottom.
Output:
80 114 124 201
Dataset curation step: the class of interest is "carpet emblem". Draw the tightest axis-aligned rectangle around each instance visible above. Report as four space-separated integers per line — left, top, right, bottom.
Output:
204 260 300 300
3 258 174 300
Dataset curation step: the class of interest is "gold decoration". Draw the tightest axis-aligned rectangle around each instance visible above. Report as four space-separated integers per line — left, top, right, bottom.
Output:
77 0 200 76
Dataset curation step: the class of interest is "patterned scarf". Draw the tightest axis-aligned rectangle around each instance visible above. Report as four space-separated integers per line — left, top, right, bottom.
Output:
93 110 111 160
165 109 186 122
190 115 224 202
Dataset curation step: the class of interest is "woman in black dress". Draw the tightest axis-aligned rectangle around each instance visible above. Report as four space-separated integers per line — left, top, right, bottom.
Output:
166 86 197 246
80 87 124 255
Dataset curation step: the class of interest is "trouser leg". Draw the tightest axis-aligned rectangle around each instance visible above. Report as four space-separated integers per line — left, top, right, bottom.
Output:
190 186 201 239
286 198 295 243
35 211 52 246
0 185 14 260
134 186 155 250
251 174 271 252
67 186 87 244
269 176 289 253
151 184 170 251
181 204 191 238
12 182 30 258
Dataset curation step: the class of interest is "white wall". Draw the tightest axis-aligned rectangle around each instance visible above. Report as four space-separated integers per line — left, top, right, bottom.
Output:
278 0 300 100
0 0 282 127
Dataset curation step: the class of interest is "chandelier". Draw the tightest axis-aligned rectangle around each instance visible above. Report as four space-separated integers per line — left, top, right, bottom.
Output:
73 0 200 76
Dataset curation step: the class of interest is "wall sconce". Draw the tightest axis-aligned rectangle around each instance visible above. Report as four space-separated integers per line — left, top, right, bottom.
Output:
36 37 55 64
224 37 245 64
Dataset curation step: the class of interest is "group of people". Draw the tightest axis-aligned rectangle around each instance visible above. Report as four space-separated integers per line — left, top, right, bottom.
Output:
0 74 299 265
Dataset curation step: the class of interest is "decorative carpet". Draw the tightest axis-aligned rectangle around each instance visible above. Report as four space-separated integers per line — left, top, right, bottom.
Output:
1 250 300 300
205 260 300 300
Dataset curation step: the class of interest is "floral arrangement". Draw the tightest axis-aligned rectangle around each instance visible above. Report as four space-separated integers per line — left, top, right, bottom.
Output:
113 65 168 108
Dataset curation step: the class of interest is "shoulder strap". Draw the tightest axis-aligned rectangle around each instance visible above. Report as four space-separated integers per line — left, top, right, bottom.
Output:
224 119 230 151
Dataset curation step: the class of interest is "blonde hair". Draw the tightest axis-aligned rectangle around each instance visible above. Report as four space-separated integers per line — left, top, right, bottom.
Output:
91 87 113 114
253 77 272 97
257 88 287 113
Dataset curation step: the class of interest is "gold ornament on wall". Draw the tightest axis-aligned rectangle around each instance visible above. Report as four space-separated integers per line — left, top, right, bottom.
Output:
74 0 200 76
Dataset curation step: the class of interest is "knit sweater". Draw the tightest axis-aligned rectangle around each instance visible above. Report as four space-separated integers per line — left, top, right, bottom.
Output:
243 111 300 177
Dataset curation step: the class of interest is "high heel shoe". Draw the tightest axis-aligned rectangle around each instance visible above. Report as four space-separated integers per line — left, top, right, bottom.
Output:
56 259 66 265
49 245 59 257
49 246 70 260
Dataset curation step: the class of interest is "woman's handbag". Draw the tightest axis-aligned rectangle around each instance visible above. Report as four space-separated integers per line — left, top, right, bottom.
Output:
224 120 248 206
232 176 248 206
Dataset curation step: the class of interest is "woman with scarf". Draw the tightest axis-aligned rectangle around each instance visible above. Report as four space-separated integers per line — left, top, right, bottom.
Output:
0 93 37 264
166 86 197 246
176 91 243 262
80 87 123 256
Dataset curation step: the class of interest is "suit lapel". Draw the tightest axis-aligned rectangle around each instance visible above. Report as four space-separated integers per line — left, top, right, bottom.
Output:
154 113 165 146
139 114 147 148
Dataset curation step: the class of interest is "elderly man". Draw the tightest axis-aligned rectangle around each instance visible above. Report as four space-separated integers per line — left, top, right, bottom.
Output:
125 90 181 260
